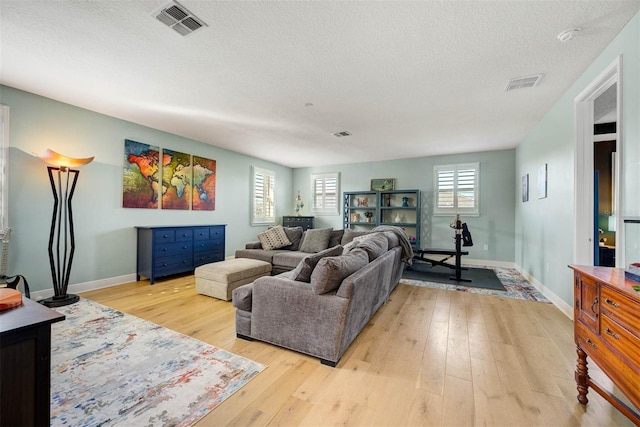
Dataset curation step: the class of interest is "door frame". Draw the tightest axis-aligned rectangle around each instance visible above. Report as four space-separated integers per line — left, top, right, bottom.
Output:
574 56 622 266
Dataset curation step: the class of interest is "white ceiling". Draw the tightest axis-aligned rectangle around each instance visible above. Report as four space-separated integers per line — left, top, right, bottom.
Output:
1 1 639 168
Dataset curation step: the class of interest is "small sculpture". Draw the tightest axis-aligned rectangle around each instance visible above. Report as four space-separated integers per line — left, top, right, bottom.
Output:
295 192 304 216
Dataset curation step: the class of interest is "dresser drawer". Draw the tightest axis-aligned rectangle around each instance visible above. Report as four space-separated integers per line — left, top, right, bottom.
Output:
174 229 193 242
601 315 640 369
155 257 193 275
153 229 176 243
601 287 640 337
193 239 224 253
194 251 224 267
155 242 191 257
193 228 211 240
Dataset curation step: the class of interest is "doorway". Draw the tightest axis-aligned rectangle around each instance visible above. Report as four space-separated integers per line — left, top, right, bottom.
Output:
574 57 621 267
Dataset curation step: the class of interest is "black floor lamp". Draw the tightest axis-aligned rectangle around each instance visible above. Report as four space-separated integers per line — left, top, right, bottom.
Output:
39 149 94 308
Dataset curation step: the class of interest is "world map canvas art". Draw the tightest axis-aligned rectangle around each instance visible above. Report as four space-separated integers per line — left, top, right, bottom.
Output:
122 140 216 210
123 139 160 208
162 149 191 210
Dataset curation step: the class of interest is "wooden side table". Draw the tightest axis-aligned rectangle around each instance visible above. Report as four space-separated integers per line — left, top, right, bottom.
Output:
1 298 65 426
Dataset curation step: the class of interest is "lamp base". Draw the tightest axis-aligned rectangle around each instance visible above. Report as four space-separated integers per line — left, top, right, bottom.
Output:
41 293 80 308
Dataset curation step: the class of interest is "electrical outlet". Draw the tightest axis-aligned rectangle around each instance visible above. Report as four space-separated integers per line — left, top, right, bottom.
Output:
483 244 488 250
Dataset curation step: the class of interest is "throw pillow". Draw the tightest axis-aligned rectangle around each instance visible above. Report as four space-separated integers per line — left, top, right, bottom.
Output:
342 232 379 254
310 249 369 294
282 226 304 251
299 228 333 253
341 229 370 245
291 245 343 282
353 232 389 261
257 225 292 251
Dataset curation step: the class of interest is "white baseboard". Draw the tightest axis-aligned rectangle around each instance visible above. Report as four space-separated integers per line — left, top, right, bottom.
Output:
463 258 516 269
513 265 573 320
30 274 137 302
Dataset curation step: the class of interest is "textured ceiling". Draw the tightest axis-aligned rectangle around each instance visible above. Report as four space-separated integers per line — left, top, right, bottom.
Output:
1 1 638 168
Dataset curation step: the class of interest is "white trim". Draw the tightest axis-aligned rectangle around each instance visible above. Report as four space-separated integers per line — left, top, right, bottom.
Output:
311 172 340 215
250 166 276 226
514 264 573 319
0 105 9 230
30 273 137 301
573 56 622 266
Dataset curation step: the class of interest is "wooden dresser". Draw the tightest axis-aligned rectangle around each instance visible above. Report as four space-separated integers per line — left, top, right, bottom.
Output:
136 225 226 284
570 265 640 424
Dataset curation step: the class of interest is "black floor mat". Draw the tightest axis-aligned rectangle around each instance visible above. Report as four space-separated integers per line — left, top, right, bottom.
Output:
402 262 507 291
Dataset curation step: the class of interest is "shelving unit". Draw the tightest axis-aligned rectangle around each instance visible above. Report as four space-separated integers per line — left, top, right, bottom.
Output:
343 189 420 247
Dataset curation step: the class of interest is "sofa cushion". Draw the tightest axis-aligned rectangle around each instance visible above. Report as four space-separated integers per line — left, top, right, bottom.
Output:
310 249 369 294
272 250 309 269
351 232 389 261
299 228 333 253
291 245 343 282
282 226 304 251
342 233 376 254
257 225 291 250
341 229 370 245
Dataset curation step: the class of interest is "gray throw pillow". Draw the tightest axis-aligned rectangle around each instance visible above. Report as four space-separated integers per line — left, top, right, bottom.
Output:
352 232 389 261
282 226 304 251
291 245 343 282
341 229 370 245
299 228 333 253
310 249 369 294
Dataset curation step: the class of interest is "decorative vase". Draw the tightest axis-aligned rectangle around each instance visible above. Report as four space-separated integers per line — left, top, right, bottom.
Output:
366 217 372 223
394 213 402 223
402 197 409 207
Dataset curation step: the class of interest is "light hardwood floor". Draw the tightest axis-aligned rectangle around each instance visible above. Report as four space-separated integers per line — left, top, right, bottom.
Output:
80 276 635 426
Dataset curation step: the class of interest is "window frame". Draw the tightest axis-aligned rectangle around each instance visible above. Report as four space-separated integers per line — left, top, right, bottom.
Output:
251 166 276 226
311 172 340 216
433 162 480 216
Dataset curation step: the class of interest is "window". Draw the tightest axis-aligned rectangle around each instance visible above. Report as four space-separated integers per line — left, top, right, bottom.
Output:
311 172 340 215
434 162 479 216
251 166 276 225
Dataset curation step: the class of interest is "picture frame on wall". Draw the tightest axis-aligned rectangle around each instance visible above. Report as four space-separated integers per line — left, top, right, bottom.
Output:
538 163 547 199
371 178 396 191
522 174 529 202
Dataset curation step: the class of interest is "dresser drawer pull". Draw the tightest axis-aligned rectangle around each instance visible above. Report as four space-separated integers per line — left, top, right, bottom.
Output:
605 328 619 340
591 297 599 314
585 338 597 349
604 298 619 308
575 298 579 310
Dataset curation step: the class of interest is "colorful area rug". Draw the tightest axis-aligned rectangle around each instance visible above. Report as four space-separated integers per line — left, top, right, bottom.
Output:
400 266 550 302
50 298 265 427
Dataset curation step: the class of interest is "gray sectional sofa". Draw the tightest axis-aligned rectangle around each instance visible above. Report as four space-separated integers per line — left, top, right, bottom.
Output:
232 226 413 366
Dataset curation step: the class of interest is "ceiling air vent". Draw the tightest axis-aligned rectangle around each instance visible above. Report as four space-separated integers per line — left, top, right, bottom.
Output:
332 131 352 137
505 75 542 91
154 1 207 36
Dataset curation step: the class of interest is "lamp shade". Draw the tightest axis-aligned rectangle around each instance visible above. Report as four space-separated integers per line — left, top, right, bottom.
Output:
39 149 94 169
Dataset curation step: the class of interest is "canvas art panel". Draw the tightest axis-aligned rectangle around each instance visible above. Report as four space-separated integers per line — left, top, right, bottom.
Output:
123 139 160 209
192 156 216 211
371 178 395 191
162 149 191 210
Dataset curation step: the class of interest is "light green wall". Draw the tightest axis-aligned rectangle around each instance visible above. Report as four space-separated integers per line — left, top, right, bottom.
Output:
515 11 639 305
294 149 517 262
1 86 293 292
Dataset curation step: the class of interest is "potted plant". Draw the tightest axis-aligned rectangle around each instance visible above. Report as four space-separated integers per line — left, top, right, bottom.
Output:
364 211 374 223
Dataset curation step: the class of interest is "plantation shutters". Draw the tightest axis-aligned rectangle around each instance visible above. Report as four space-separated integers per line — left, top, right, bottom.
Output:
434 163 479 215
311 172 340 215
251 166 276 225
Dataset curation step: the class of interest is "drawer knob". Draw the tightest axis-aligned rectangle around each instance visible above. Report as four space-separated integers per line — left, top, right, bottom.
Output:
162 248 168 252
585 338 597 349
605 328 620 340
604 298 619 308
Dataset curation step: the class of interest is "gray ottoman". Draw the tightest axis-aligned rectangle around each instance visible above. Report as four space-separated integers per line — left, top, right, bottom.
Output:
195 258 271 301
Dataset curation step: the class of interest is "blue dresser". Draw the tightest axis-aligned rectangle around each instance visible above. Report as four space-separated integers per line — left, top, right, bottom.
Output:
136 225 226 284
